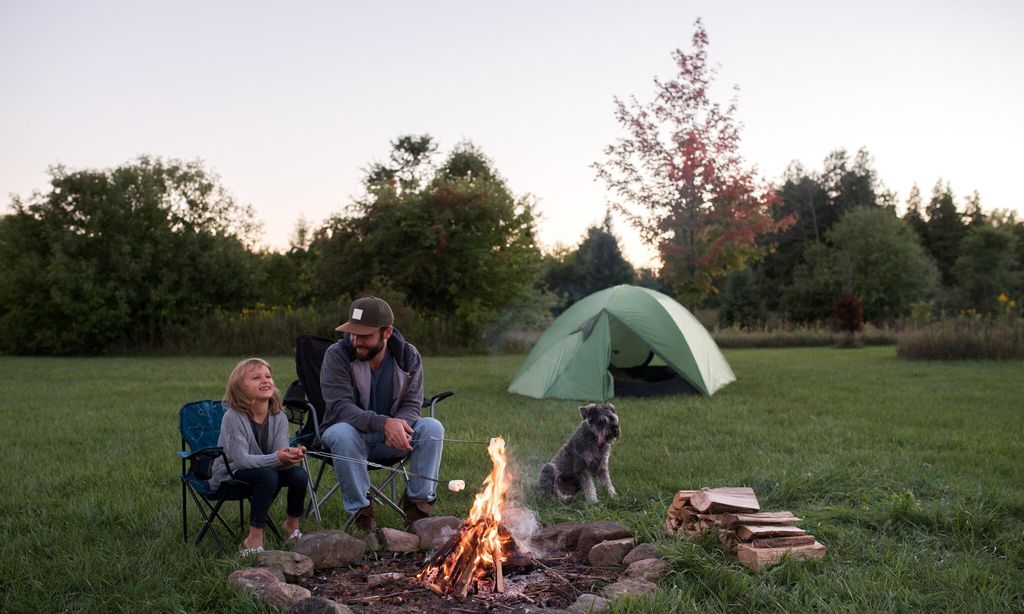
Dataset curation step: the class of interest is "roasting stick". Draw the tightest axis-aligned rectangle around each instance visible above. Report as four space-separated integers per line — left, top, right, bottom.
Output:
306 450 466 488
424 436 491 445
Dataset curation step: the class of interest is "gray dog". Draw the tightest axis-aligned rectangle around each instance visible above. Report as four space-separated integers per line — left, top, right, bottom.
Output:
539 403 620 503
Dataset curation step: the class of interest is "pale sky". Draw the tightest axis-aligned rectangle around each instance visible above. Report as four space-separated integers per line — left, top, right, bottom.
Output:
2 1 1022 267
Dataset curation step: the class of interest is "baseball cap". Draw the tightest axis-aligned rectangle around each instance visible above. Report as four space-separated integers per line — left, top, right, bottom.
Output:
335 296 394 335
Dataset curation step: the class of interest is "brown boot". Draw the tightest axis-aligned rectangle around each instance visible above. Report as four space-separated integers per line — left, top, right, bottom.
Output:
401 493 433 528
353 504 376 534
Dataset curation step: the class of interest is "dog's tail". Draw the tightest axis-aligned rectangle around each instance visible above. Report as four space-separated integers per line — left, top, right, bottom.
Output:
538 463 556 494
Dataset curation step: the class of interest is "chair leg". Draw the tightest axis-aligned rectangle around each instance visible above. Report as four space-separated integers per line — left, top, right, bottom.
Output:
182 480 188 543
186 488 233 555
306 461 331 520
302 457 321 524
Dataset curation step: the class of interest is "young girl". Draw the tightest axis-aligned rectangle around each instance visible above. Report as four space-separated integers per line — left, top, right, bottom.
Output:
208 358 307 554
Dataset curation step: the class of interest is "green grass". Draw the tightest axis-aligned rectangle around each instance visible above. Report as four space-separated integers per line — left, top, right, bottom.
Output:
1 347 1022 612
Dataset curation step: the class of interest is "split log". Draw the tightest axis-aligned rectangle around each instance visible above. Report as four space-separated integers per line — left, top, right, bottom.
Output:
669 490 697 512
735 524 806 542
689 487 760 514
722 512 802 528
750 535 817 549
735 541 825 571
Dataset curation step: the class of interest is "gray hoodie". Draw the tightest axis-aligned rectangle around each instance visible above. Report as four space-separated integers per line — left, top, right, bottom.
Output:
320 328 424 433
208 408 289 492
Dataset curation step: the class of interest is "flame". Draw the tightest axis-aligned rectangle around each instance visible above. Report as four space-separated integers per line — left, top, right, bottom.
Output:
417 436 511 591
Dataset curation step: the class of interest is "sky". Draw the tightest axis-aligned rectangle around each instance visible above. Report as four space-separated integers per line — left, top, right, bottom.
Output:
2 1 1022 267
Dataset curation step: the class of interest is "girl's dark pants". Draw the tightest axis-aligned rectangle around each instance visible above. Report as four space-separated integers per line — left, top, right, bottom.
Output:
233 466 307 528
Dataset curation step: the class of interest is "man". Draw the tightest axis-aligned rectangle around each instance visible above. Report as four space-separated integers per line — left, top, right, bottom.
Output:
320 296 444 532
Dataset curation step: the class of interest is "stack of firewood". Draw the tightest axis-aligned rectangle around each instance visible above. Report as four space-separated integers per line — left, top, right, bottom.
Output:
665 487 825 571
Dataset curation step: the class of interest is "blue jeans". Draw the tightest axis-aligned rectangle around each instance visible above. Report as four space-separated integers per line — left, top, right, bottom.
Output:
321 417 444 514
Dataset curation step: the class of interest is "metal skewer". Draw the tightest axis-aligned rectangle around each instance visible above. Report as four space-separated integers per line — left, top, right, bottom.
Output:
424 436 491 445
307 450 455 485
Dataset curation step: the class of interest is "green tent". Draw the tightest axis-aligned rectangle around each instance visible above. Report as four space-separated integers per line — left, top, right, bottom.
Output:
507 285 735 401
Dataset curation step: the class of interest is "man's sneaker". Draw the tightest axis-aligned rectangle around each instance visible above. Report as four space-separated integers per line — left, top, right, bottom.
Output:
353 504 376 534
401 493 433 528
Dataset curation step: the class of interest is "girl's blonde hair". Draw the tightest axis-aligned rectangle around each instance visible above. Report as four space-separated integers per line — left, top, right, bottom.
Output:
223 357 283 418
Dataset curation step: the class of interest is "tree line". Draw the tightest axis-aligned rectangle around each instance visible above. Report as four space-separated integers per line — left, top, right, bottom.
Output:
1 21 1021 355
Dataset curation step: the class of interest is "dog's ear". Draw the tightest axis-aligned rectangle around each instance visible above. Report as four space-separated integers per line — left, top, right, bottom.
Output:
578 404 593 419
605 403 616 414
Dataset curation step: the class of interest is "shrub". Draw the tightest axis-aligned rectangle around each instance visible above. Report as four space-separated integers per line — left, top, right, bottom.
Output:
833 292 865 332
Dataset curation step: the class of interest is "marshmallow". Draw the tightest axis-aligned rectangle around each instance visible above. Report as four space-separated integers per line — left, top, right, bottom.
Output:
448 480 465 492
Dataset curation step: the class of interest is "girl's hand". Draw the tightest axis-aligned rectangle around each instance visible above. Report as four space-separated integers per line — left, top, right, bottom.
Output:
277 446 304 464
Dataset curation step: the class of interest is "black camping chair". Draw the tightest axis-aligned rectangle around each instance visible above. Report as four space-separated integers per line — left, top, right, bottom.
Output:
178 400 281 554
283 334 453 527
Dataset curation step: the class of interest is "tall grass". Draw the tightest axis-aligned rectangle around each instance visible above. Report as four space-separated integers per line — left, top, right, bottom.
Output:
713 325 896 349
2 348 1022 612
898 320 1024 360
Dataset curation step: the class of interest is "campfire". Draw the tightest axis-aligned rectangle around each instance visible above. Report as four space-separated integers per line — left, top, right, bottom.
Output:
417 436 517 597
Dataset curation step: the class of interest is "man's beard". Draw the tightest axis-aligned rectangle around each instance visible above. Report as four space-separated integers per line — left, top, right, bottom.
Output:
355 336 386 361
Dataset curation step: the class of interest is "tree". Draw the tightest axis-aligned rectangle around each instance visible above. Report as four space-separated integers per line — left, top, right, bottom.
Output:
924 181 967 286
718 266 765 329
0 157 262 354
759 150 886 310
758 163 828 309
952 224 1019 313
595 20 790 305
782 207 939 322
964 191 987 227
307 138 546 341
364 134 438 193
543 213 636 310
902 183 928 244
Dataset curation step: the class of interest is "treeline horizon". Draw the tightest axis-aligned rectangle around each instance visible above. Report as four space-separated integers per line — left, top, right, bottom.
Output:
1 139 1021 356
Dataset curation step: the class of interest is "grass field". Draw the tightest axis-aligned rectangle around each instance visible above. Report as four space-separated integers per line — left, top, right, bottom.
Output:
1 347 1022 612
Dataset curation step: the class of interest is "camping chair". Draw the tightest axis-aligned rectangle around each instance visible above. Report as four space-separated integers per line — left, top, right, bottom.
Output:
178 399 281 554
283 334 453 528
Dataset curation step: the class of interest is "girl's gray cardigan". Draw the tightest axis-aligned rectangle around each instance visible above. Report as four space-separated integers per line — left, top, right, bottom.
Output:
208 407 289 493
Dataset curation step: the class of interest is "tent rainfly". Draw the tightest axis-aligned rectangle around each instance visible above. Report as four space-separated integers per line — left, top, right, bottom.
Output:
507 285 735 401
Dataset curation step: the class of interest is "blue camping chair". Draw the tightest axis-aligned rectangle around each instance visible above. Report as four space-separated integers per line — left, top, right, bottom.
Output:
178 399 280 554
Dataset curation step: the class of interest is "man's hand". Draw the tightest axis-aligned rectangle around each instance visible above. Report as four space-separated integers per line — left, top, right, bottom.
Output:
384 418 414 453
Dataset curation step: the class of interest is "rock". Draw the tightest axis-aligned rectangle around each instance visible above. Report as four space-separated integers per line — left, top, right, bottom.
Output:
601 577 657 600
624 557 669 582
588 537 636 567
531 521 585 553
622 543 659 566
289 596 353 614
380 527 420 552
257 582 312 611
520 606 570 614
293 530 367 570
410 516 463 550
574 521 632 559
227 567 285 593
367 572 406 588
567 593 610 613
258 550 315 582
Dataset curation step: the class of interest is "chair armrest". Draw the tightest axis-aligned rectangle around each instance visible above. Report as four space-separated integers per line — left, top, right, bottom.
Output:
423 391 455 418
179 446 224 461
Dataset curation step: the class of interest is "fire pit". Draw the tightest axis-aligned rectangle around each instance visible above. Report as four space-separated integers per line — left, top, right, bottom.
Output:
269 436 661 613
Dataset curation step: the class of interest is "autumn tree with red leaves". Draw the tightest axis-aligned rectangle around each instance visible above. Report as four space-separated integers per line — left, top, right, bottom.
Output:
595 20 790 304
